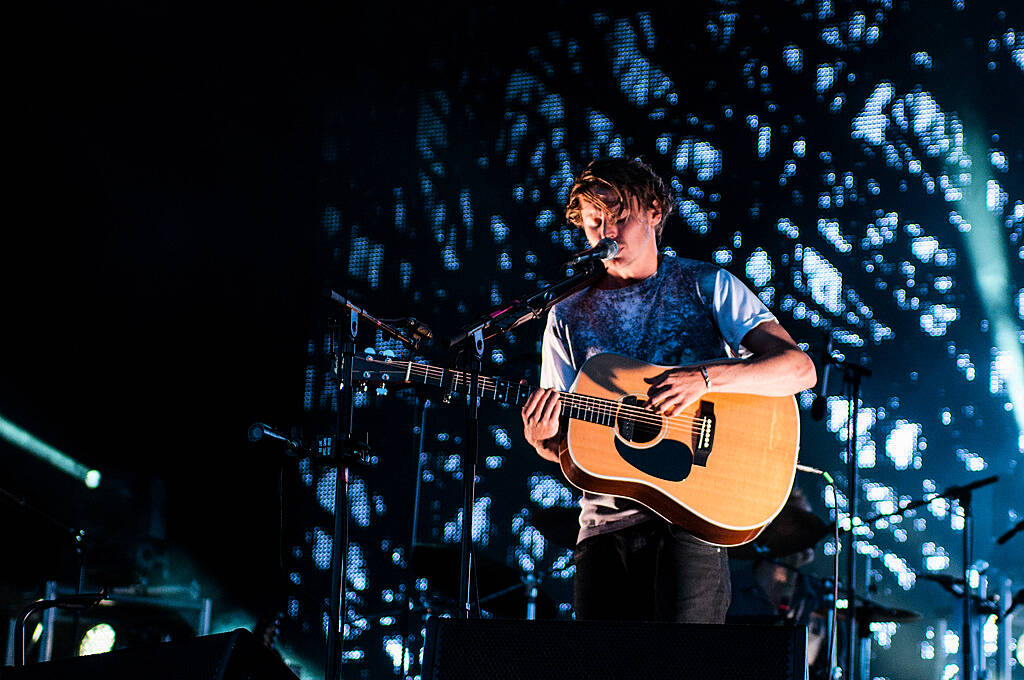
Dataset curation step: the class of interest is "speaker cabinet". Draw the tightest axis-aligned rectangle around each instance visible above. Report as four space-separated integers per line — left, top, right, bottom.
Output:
1 629 294 680
422 618 807 680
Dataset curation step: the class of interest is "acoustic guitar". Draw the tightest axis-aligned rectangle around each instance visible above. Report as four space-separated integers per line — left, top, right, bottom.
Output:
351 351 799 546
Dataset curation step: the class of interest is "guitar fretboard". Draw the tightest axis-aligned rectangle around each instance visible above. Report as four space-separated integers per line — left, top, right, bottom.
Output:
401 360 616 427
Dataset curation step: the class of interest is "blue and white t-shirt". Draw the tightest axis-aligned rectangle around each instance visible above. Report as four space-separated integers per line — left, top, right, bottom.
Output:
540 254 777 542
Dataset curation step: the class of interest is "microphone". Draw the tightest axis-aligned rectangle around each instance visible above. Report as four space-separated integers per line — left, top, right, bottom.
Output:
811 335 833 421
918 573 965 594
942 474 1000 500
567 238 619 265
248 423 302 450
999 589 1023 620
996 519 1024 545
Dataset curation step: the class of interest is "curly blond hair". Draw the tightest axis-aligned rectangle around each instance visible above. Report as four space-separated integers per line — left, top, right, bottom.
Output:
564 158 675 242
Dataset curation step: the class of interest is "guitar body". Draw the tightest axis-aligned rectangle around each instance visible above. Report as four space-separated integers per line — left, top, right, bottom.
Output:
347 351 799 547
559 353 799 546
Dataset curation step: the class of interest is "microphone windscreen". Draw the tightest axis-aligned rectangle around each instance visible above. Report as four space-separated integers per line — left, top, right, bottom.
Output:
247 423 266 442
599 238 619 259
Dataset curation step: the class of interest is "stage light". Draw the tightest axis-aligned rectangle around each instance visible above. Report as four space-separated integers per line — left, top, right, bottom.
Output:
0 414 101 488
77 623 116 656
958 127 1024 442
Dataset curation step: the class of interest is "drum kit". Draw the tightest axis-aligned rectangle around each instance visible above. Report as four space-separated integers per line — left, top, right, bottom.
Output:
722 498 922 677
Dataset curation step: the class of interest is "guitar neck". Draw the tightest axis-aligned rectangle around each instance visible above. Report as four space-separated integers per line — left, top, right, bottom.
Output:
398 360 616 426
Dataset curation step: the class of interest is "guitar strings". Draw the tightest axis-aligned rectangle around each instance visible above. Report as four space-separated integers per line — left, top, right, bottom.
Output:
405 363 697 427
406 363 705 431
404 363 707 432
400 362 710 435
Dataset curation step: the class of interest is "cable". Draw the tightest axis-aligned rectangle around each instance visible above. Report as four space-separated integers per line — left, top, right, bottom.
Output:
798 464 840 678
823 470 840 680
472 550 483 618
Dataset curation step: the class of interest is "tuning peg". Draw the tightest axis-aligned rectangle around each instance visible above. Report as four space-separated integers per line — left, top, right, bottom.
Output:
376 386 389 396
363 347 377 355
382 349 397 359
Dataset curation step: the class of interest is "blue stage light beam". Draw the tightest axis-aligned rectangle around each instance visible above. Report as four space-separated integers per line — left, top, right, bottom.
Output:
959 125 1024 448
0 413 101 488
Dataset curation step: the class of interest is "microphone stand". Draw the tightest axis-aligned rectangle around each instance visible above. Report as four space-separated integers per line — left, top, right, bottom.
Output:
0 486 98 665
950 483 978 680
14 589 109 666
854 474 999 680
322 290 421 680
856 475 999 528
449 261 601 347
826 356 871 680
0 489 87 591
447 262 601 621
400 397 432 677
459 328 483 620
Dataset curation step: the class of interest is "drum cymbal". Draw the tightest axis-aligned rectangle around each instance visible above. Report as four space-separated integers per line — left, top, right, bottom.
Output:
831 596 921 637
846 599 922 624
729 506 830 560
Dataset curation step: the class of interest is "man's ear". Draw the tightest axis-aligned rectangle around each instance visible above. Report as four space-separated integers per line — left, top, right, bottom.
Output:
648 199 663 226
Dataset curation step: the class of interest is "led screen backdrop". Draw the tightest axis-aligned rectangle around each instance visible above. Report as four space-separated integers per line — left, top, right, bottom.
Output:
286 3 1022 678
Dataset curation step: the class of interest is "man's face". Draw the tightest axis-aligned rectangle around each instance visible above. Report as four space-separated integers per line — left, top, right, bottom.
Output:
578 189 662 277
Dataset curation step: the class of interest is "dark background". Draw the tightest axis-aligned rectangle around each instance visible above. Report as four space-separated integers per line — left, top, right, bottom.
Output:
3 0 476 633
3 2 1023 678
3 3 339 610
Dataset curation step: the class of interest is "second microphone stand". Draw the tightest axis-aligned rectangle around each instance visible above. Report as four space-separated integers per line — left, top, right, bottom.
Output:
818 353 871 680
856 474 999 680
448 261 602 621
322 290 422 680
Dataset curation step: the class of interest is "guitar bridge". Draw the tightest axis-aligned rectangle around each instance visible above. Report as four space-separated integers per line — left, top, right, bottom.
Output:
692 401 715 467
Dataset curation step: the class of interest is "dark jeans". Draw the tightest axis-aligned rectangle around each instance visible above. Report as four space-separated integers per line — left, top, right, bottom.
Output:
573 519 731 623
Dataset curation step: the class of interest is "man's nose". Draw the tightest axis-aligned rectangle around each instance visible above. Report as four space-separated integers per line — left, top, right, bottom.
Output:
600 222 617 240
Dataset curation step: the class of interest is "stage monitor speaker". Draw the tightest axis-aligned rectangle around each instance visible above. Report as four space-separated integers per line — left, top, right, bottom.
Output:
422 618 807 680
0 629 294 680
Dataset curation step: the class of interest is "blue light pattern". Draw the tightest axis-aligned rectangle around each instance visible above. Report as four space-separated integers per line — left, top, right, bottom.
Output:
298 6 1024 677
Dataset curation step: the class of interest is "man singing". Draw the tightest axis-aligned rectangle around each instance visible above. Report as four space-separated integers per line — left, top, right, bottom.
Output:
521 157 816 623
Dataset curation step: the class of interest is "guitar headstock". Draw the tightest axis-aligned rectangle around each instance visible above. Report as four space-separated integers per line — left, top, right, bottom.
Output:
349 352 409 388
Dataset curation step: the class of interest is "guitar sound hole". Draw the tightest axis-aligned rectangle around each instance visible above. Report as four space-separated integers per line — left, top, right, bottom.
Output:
615 395 661 445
